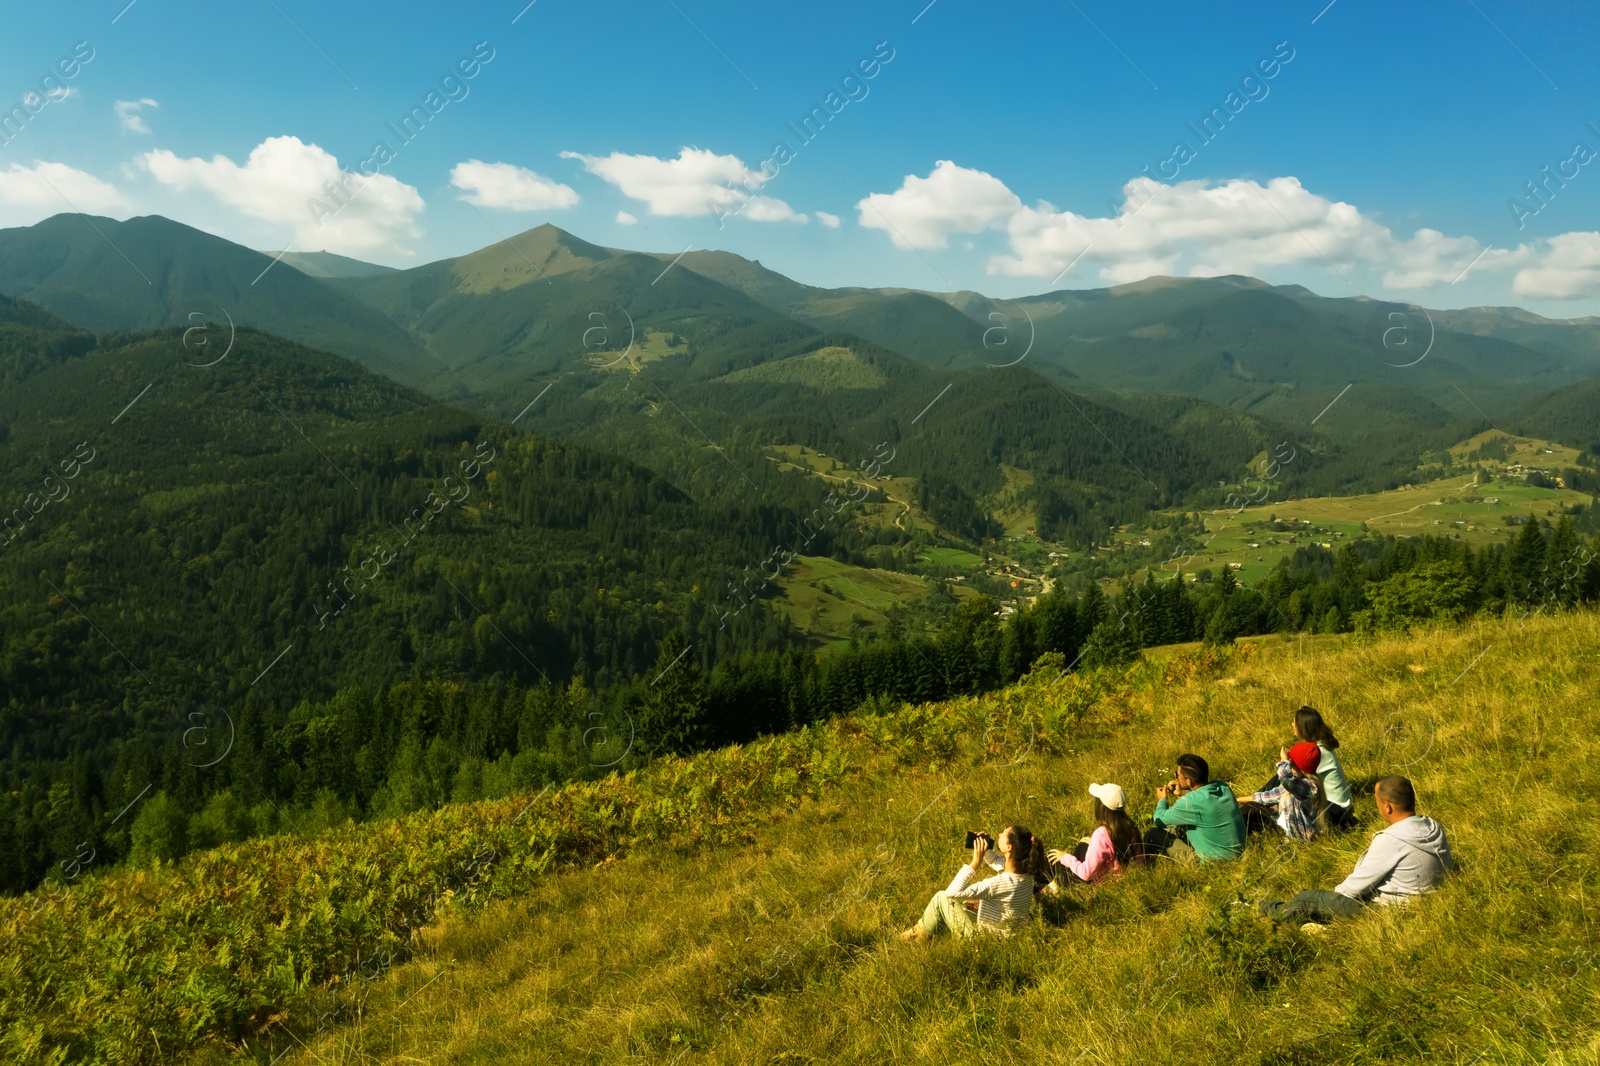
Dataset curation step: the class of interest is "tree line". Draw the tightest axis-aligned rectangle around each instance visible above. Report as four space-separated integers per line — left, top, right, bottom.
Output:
14 516 1586 890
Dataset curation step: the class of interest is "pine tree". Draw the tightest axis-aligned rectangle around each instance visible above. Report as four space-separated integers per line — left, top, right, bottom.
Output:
635 632 707 757
1506 516 1547 606
1542 515 1582 608
998 610 1037 682
1080 618 1140 668
1580 535 1600 604
1162 574 1197 642
1078 583 1108 633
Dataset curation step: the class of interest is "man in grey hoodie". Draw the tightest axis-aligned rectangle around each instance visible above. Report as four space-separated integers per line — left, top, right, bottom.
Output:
1259 776 1453 923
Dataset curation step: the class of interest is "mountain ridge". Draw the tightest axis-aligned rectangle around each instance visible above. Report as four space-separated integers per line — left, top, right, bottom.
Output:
0 214 440 384
6 213 1600 481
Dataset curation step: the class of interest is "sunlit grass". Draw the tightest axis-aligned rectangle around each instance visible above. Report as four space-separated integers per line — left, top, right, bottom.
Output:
269 612 1600 1065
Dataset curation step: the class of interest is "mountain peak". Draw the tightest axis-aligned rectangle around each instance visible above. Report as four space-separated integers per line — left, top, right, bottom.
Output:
1105 274 1272 296
0 211 436 382
448 223 614 292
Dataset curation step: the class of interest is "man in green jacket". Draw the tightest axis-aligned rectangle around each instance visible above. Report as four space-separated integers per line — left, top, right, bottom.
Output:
1146 753 1246 863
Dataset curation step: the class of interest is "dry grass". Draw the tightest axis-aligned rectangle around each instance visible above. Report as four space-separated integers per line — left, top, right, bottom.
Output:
263 612 1600 1066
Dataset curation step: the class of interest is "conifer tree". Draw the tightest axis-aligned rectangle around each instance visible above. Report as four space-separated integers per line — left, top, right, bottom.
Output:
1507 516 1548 605
635 632 707 757
1542 515 1582 608
1080 617 1140 668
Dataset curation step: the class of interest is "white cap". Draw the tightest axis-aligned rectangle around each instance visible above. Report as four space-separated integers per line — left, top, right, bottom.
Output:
1088 782 1126 810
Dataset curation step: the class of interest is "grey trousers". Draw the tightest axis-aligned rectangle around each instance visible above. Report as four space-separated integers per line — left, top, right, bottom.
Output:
1260 889 1365 923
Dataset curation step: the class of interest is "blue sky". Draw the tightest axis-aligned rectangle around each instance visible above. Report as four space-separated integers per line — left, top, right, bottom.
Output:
3 0 1599 313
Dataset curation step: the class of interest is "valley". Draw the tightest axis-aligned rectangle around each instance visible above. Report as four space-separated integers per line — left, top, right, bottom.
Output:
7 6 1600 1062
0 212 1596 1002
0 209 1593 1011
1103 430 1597 588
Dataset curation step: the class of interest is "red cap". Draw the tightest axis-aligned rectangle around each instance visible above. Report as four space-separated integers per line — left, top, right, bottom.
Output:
1288 741 1321 774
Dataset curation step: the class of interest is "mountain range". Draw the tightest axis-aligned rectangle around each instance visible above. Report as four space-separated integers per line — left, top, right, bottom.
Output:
1 213 1597 533
1 212 1597 899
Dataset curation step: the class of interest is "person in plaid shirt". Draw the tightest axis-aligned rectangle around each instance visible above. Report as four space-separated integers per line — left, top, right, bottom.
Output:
1248 741 1326 841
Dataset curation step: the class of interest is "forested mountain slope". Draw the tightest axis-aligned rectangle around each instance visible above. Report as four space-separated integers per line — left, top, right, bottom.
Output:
0 298 821 891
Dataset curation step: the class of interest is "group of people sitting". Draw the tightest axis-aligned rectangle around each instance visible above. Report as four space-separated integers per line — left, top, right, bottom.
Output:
898 705 1455 942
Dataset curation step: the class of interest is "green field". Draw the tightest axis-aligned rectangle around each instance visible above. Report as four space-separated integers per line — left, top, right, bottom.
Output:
917 546 983 570
984 463 1038 536
1189 476 1588 585
773 555 931 647
715 346 888 390
584 327 686 372
1123 434 1595 587
1447 428 1584 470
765 444 936 536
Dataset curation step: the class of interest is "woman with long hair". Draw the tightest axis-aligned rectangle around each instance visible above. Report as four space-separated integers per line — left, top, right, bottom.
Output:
1294 705 1354 828
1046 783 1144 883
899 824 1050 941
1258 706 1354 828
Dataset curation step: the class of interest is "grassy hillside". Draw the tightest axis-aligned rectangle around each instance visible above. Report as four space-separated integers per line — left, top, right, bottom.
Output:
262 612 1600 1065
268 250 398 280
8 610 1594 1063
262 605 1600 1062
714 345 888 390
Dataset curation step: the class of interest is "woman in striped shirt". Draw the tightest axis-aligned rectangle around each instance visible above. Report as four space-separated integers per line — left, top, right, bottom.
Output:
898 825 1049 941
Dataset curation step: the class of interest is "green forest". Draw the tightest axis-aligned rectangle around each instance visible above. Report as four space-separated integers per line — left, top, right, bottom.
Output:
8 485 1596 893
3 267 1600 898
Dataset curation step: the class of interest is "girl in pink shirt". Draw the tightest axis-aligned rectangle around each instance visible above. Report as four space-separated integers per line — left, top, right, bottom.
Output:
1047 782 1145 884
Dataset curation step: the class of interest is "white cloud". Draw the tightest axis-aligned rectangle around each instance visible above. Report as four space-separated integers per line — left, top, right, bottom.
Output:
857 162 1520 292
816 211 841 228
142 135 424 258
1512 232 1600 299
450 159 578 211
560 146 805 223
114 98 158 135
616 210 637 225
0 161 129 217
744 197 806 223
994 175 1410 283
1378 227 1515 289
855 159 1022 249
